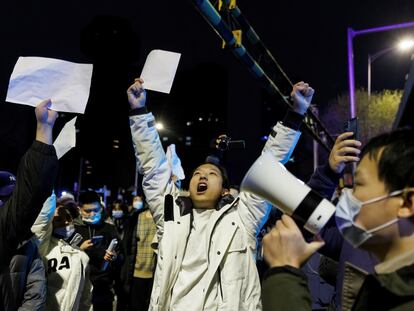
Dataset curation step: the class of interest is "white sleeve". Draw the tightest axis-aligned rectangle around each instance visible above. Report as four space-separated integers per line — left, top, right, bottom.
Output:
238 122 301 236
129 112 179 241
31 192 56 254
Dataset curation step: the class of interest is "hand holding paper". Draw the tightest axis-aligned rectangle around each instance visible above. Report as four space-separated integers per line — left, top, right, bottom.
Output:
6 57 93 114
140 50 181 94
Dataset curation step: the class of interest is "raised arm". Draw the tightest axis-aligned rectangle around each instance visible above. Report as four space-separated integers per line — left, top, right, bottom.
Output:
307 132 361 200
238 82 314 236
0 100 58 265
31 192 56 254
127 79 178 240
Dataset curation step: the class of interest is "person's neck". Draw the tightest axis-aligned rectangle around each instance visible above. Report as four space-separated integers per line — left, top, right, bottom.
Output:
192 199 217 210
369 235 414 262
193 205 215 210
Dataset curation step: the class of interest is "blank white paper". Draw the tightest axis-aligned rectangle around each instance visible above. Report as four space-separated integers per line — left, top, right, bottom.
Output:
6 57 93 114
140 50 181 94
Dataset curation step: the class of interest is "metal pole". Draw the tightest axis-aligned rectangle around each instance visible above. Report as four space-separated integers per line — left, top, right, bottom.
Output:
192 0 335 151
76 157 83 202
134 161 139 196
347 21 414 119
347 28 356 118
367 54 372 102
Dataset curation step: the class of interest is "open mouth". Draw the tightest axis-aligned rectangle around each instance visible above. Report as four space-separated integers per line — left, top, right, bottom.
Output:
197 182 208 194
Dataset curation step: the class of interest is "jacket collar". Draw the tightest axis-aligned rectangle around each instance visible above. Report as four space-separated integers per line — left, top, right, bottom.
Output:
375 247 414 274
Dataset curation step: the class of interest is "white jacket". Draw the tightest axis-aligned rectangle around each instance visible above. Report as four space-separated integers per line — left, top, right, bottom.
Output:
31 194 93 311
130 112 301 311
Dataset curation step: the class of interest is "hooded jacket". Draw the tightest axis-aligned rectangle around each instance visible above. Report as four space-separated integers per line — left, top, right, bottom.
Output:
31 194 92 311
129 109 303 311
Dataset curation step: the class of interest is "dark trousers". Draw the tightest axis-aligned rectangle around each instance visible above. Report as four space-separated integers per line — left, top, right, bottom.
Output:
128 277 153 311
92 285 114 311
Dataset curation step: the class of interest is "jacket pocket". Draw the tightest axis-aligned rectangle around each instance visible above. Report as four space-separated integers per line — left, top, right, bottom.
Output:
220 229 247 283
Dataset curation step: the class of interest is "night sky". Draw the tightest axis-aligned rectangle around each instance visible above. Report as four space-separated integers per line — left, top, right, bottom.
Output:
1 0 414 198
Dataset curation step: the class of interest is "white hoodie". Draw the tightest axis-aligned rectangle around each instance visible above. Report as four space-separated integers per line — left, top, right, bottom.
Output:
31 193 93 311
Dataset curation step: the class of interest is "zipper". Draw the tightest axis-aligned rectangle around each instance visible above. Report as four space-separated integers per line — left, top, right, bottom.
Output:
218 266 223 301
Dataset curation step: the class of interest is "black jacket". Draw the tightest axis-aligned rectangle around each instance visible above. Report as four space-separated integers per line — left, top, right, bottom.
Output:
0 141 58 311
74 218 122 302
262 263 414 311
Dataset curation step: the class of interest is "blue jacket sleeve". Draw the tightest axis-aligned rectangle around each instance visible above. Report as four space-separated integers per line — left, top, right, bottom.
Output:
306 163 343 261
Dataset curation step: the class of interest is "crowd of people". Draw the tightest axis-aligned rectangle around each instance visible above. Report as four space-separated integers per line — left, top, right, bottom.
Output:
0 79 413 311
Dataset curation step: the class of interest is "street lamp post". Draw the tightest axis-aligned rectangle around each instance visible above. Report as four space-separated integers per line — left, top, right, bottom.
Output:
367 39 414 101
367 47 395 101
347 21 414 118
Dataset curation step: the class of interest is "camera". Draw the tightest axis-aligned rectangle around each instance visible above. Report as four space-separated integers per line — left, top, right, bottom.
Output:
216 136 245 151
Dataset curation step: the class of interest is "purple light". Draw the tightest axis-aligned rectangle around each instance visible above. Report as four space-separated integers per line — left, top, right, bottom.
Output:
347 21 414 119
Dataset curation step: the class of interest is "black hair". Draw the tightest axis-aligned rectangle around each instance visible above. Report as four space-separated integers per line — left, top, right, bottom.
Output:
361 127 414 192
55 205 74 222
78 191 101 207
192 161 230 189
109 199 129 214
57 197 79 219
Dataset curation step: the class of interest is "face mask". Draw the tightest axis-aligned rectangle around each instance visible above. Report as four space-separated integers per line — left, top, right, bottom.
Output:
112 210 124 219
133 201 144 210
335 188 403 248
53 225 75 240
82 213 101 225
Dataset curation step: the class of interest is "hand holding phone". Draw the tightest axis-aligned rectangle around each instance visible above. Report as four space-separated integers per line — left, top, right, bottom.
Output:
102 238 118 271
91 235 104 244
344 117 359 141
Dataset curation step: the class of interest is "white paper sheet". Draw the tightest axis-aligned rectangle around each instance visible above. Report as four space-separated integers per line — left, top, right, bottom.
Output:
6 57 93 114
53 117 77 159
140 50 181 94
166 144 185 180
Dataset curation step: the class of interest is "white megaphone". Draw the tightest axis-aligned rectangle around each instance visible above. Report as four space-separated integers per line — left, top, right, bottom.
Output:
241 152 335 234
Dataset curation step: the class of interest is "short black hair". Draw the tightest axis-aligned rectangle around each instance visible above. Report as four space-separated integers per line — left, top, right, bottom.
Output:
192 162 230 189
361 127 414 192
78 191 101 207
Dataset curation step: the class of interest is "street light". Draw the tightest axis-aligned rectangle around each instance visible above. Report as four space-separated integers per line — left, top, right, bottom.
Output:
155 122 164 130
367 38 414 101
347 21 414 118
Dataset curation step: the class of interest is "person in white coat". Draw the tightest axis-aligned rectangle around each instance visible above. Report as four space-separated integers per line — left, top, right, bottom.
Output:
31 193 93 311
127 78 314 311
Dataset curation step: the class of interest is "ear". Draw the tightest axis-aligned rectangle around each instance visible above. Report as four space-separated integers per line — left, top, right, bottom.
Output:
221 188 230 197
397 189 414 218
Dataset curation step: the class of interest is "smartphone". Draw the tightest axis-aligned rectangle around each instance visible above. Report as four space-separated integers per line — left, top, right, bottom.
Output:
101 239 118 271
107 238 118 252
69 233 83 246
91 235 104 244
344 117 359 141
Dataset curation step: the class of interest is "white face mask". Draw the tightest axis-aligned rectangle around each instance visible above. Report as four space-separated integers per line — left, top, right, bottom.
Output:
133 201 144 210
53 225 75 240
335 188 403 248
112 210 124 219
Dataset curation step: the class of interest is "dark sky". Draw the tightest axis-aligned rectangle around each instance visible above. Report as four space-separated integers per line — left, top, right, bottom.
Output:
1 0 414 197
